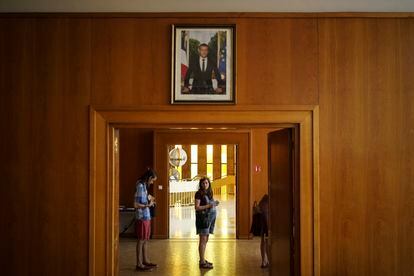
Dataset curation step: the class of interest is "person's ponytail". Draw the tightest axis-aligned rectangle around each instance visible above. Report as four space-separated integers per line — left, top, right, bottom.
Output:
138 167 157 183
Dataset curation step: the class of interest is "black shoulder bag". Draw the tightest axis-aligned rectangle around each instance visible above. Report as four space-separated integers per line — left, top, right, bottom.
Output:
196 209 210 229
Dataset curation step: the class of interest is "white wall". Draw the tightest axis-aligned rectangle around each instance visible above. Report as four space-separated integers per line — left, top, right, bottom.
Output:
1 0 414 12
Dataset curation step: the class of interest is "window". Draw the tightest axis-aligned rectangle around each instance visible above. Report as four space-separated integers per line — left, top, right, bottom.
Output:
190 145 198 178
221 145 227 178
206 145 213 179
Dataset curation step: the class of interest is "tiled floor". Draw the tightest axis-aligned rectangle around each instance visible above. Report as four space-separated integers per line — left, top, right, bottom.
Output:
119 238 269 276
169 195 236 239
119 194 262 275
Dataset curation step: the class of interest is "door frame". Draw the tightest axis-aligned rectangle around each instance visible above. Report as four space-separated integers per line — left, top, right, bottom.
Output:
153 130 250 239
89 105 320 276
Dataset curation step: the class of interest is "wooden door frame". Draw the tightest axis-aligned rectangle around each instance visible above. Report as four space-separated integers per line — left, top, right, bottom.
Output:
153 130 250 239
89 105 320 276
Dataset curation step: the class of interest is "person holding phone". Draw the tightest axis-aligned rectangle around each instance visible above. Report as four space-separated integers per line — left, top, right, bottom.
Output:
134 168 158 272
194 177 219 269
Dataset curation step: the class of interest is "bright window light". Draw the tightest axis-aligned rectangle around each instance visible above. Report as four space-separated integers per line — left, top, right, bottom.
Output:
191 164 198 179
207 145 213 164
221 164 227 177
207 164 213 179
221 145 227 163
191 145 198 163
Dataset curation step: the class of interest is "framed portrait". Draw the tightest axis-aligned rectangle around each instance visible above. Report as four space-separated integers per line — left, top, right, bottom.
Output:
171 24 236 104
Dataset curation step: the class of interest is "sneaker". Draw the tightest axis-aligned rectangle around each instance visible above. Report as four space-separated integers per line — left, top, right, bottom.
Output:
136 265 153 272
143 262 158 268
199 261 213 269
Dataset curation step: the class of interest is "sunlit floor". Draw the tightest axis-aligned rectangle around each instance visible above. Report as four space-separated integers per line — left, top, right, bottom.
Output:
119 238 269 276
169 194 236 239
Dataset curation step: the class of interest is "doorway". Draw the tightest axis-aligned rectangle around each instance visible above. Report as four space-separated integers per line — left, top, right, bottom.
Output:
168 143 237 239
89 107 319 276
153 130 250 239
116 126 302 274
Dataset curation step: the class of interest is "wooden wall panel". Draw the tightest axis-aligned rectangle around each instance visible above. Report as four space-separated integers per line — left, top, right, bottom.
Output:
251 128 281 203
90 18 172 105
89 17 318 106
213 144 221 180
0 14 413 276
0 18 91 276
181 144 191 179
237 18 319 105
227 144 235 175
0 18 35 276
318 18 414 275
197 145 207 176
119 128 153 207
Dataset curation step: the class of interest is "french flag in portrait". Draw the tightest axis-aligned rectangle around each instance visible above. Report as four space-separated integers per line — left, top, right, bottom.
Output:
181 31 189 79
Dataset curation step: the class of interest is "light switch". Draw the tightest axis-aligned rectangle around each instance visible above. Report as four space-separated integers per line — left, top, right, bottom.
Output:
158 185 163 190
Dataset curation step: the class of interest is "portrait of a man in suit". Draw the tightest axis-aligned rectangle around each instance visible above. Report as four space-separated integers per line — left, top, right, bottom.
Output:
183 43 223 94
172 25 234 103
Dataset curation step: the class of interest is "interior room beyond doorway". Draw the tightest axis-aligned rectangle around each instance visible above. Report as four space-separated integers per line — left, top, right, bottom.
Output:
168 144 237 239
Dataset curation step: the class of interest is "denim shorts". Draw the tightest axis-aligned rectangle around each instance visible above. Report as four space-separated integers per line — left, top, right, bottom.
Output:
196 209 217 235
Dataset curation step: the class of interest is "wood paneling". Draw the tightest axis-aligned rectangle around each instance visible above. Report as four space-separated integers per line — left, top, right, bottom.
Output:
197 145 207 176
227 144 235 175
237 18 319 105
213 144 222 180
1 13 413 276
119 128 153 207
251 128 281 203
318 18 414 275
181 144 191 179
0 18 91 276
89 17 318 106
90 18 171 105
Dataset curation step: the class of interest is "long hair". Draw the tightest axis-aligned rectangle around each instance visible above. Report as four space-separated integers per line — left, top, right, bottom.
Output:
198 176 213 200
138 167 157 185
258 194 269 211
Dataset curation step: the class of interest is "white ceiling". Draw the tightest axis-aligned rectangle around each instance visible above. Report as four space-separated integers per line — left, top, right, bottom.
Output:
1 0 414 13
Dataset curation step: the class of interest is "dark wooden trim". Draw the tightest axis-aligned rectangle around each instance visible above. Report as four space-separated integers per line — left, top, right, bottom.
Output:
1 12 414 19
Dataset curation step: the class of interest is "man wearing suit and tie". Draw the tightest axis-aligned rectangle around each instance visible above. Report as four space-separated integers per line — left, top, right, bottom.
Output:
183 43 222 94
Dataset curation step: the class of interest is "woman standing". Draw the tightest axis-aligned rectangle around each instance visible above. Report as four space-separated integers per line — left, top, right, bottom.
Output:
134 168 158 272
194 177 219 269
258 194 269 268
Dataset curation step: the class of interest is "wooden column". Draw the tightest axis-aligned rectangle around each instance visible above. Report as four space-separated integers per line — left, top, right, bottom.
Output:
227 144 235 176
198 144 207 176
213 144 221 180
181 144 191 179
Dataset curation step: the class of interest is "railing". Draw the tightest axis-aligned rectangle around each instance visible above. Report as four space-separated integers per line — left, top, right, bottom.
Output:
169 175 236 207
169 191 196 207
